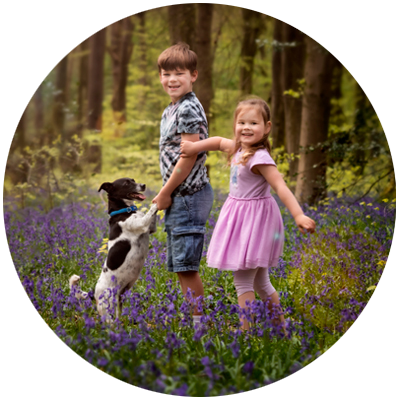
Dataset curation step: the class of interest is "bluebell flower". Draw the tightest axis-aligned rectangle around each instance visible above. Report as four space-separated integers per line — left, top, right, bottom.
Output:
172 383 188 396
97 357 108 367
243 361 254 374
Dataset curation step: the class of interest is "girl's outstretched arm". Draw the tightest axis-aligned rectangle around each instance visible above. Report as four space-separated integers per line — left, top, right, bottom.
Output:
255 164 316 234
180 137 234 157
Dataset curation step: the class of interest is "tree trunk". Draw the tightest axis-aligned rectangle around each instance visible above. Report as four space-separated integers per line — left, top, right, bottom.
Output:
110 16 134 130
77 39 89 136
295 37 336 204
14 109 27 151
282 24 305 178
137 12 147 86
87 28 106 173
195 4 214 181
239 8 263 95
52 55 68 141
271 19 285 148
168 4 196 48
66 52 74 113
329 57 344 126
352 82 370 175
8 108 29 185
195 4 214 120
88 28 106 131
33 85 45 143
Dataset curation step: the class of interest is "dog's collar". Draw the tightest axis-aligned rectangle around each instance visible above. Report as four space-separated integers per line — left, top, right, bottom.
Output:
109 205 137 217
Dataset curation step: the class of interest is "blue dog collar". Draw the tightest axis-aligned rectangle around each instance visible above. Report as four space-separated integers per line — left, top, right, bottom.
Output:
109 205 137 217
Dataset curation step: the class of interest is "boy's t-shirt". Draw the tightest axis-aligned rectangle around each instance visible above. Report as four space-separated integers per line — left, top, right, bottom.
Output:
159 91 209 196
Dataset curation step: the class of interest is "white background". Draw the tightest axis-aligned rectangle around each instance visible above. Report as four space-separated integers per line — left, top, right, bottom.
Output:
1 1 398 399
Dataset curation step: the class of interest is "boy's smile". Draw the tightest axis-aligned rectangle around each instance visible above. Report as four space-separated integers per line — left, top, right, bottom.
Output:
160 68 198 104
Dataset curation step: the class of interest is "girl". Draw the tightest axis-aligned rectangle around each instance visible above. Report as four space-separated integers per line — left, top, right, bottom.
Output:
180 97 316 330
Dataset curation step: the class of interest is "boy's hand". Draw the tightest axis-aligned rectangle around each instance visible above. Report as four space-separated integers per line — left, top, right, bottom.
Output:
180 140 197 158
295 214 316 234
152 192 172 210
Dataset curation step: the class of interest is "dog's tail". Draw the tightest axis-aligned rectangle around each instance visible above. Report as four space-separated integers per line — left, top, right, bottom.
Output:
69 275 90 299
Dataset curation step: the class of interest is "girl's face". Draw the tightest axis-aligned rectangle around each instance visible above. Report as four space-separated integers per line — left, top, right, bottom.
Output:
235 107 271 149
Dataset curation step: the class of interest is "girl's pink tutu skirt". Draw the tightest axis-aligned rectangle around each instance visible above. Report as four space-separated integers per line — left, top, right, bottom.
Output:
207 195 284 271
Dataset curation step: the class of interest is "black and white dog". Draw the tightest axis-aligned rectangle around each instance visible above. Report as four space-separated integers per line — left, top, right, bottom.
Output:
69 177 158 321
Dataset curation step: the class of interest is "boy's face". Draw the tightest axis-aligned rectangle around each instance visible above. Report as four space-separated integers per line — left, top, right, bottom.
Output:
159 68 198 104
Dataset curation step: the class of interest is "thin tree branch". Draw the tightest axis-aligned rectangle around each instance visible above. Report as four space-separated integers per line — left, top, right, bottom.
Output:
338 164 392 193
351 167 394 204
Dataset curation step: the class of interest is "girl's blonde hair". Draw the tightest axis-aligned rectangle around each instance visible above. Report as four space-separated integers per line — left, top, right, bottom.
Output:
228 96 272 165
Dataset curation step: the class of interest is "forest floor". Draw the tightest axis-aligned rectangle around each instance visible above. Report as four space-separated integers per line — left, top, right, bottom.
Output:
4 193 394 396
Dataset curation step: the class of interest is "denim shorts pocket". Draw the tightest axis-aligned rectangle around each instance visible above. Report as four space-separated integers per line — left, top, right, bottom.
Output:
171 226 206 266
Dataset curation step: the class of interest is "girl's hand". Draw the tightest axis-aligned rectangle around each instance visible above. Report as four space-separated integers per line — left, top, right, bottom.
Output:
295 214 316 234
180 140 197 158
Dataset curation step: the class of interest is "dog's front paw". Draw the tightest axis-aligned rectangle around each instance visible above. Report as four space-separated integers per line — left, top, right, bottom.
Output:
150 203 158 214
69 274 80 288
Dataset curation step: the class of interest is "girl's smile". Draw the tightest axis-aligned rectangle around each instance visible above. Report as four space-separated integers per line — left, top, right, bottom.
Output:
235 107 271 149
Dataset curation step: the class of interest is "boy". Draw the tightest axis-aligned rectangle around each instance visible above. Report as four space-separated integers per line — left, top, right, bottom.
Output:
152 43 213 327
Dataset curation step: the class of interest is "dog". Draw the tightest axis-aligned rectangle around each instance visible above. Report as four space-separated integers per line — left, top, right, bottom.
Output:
69 177 158 321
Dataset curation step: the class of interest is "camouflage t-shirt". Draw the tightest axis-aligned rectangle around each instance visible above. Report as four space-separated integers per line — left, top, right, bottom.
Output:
159 91 209 196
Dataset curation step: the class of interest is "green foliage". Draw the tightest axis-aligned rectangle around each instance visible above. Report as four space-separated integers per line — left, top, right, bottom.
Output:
5 5 395 207
207 152 230 192
288 226 382 333
4 135 89 210
283 78 305 99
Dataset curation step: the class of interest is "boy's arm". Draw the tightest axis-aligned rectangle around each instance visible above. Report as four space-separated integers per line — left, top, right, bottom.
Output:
255 164 316 234
180 137 234 157
153 133 199 210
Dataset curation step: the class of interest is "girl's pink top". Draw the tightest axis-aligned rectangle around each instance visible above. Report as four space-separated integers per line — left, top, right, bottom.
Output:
229 148 274 198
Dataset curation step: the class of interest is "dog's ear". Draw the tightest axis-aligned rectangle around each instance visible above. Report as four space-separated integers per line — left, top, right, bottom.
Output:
98 182 113 193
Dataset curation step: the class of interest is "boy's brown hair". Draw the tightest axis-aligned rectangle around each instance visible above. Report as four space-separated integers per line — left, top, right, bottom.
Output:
158 42 197 73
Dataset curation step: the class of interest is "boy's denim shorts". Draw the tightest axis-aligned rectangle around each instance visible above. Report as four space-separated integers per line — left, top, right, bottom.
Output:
164 183 213 273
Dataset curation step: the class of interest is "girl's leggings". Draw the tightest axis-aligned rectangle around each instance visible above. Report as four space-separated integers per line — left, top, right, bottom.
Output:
233 267 276 300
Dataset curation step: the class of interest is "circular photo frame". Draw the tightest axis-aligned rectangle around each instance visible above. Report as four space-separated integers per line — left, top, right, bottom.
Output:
2 1 398 399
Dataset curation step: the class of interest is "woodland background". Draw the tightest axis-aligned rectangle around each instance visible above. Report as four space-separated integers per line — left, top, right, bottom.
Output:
4 3 394 208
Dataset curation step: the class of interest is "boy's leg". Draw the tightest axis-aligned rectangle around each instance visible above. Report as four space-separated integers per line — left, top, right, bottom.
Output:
165 184 213 320
177 271 204 315
176 184 213 317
